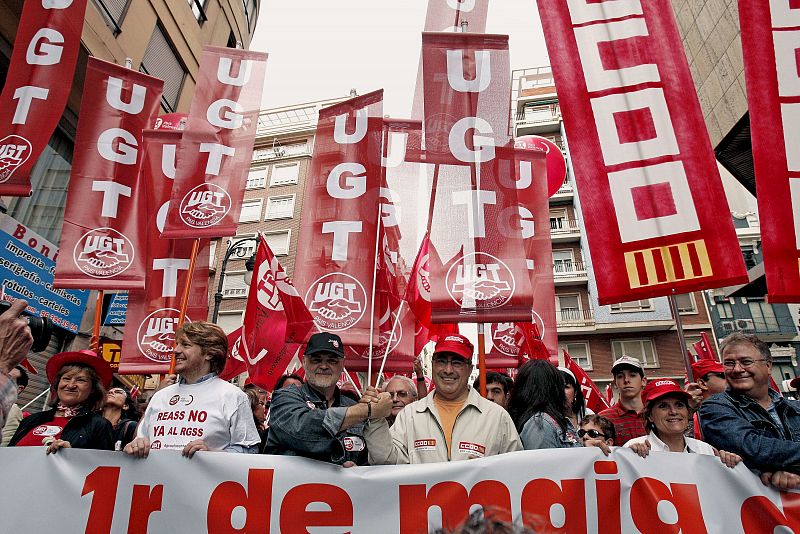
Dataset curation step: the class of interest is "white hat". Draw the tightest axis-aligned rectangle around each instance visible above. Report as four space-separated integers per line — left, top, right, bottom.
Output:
611 355 644 375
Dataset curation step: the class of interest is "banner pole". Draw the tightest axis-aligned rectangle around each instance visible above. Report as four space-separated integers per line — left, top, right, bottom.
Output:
367 202 383 387
375 300 405 389
477 322 487 396
91 290 104 355
170 237 200 374
668 291 694 382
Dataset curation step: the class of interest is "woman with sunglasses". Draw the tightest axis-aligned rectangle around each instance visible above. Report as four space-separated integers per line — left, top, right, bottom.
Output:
625 379 742 468
103 386 139 451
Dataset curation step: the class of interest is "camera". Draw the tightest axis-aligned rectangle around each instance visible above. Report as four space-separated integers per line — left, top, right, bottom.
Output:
0 300 53 352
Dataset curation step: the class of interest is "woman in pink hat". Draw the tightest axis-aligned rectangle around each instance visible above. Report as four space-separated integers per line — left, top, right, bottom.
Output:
624 378 741 468
8 350 113 452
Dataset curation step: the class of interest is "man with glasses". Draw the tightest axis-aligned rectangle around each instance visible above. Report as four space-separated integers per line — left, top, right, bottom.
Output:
699 333 800 489
384 376 418 426
363 334 521 464
264 332 392 466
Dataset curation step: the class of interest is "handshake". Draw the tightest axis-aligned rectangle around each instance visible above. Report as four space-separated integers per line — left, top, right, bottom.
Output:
359 386 393 420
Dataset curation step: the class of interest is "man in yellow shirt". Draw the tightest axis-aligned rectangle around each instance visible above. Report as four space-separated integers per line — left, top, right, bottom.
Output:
363 334 521 464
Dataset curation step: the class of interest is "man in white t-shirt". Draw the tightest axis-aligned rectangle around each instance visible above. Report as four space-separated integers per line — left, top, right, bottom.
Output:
124 322 260 458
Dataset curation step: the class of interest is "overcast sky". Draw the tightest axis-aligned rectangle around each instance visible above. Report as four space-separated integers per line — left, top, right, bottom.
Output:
250 1 549 117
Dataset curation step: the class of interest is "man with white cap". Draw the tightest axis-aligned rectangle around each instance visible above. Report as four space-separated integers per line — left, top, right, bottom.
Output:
363 334 522 464
599 355 648 446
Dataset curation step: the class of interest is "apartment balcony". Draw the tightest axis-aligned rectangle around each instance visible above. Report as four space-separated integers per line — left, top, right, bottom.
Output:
557 308 595 329
550 176 574 204
550 218 581 243
514 103 561 135
553 261 589 286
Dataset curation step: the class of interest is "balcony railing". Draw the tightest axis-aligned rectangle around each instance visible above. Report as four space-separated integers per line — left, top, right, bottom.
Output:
515 103 561 126
550 218 580 233
553 261 588 278
557 308 595 327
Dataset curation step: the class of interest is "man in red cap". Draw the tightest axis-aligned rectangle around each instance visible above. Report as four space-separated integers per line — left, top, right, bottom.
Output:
690 359 727 439
362 333 521 464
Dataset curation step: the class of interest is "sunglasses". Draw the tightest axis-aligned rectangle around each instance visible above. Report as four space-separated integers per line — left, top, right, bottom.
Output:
578 428 608 439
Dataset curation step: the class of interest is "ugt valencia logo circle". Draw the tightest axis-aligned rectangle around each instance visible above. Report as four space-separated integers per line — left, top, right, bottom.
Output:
305 272 367 332
0 134 32 183
73 228 134 278
491 323 519 357
179 183 231 228
137 308 190 363
446 252 515 310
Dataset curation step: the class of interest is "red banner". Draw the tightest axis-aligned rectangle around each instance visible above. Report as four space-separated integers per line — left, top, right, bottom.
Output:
118 130 210 375
293 91 384 346
161 46 267 239
54 58 163 289
0 0 88 196
537 0 747 304
738 1 800 301
219 327 247 381
564 350 610 413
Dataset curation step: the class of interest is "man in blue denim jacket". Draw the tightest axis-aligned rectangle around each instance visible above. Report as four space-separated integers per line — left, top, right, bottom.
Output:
263 332 392 466
699 333 800 489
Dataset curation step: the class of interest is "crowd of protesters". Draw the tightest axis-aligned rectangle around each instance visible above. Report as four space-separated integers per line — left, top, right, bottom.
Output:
2 300 800 494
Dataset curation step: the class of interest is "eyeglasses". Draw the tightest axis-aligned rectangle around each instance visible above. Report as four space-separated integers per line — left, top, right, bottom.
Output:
578 429 607 439
432 357 469 369
389 391 415 399
722 358 767 369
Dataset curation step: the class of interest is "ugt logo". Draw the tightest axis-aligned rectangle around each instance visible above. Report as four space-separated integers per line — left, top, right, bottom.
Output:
305 272 367 332
446 252 515 309
491 322 519 357
0 135 32 183
179 183 231 228
74 228 134 278
416 253 431 302
256 256 301 312
137 308 190 363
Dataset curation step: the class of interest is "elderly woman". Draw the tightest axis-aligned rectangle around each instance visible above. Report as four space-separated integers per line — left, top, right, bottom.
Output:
625 379 742 468
9 350 114 452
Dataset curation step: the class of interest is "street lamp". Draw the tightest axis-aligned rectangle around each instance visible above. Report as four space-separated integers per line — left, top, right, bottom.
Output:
211 237 259 323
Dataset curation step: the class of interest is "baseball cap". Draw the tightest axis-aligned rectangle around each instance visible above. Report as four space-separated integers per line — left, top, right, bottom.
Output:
304 332 345 358
691 359 724 379
433 334 474 361
641 379 691 405
611 355 644 376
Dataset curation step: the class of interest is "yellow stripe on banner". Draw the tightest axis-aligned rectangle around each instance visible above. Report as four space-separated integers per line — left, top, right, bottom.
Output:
624 240 713 289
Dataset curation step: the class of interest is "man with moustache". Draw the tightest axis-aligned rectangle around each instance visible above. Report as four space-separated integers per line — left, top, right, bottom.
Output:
264 332 392 466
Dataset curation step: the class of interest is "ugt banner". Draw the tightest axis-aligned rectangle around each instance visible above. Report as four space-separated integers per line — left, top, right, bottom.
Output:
55 57 163 290
0 447 796 533
119 130 209 375
537 0 748 305
162 46 268 239
738 1 800 302
293 91 384 346
0 0 88 196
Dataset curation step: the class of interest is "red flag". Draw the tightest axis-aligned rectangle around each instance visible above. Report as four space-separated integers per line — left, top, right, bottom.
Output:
162 46 268 239
219 327 247 381
54 58 163 289
406 233 433 328
515 322 551 362
564 350 610 413
537 0 747 304
0 0 88 196
737 1 800 301
692 331 716 361
19 358 37 375
293 91 384 346
118 130 210 375
605 383 615 407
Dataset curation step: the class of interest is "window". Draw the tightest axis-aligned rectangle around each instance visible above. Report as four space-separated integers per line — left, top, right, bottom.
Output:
612 339 658 368
246 169 266 189
222 271 248 298
550 209 568 230
741 245 758 269
209 240 218 269
674 293 697 314
270 163 300 186
187 0 207 22
559 342 591 370
266 195 295 219
263 231 290 255
91 0 131 34
732 216 750 229
140 25 186 113
217 311 244 333
556 294 581 321
610 299 652 312
717 301 734 319
239 199 263 222
749 300 779 330
553 249 574 274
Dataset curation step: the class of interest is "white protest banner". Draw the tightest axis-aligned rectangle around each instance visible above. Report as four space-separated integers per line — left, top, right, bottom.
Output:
0 447 795 533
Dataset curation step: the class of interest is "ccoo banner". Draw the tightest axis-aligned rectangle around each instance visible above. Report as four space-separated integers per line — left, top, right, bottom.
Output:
738 1 800 302
537 0 748 305
162 46 268 239
0 447 796 533
55 58 163 290
0 0 88 196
